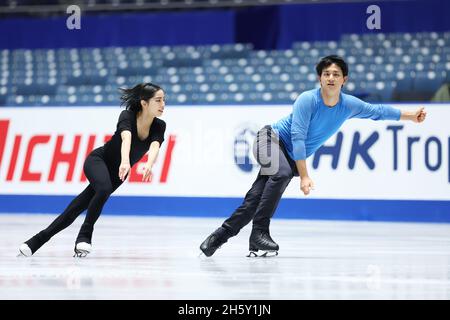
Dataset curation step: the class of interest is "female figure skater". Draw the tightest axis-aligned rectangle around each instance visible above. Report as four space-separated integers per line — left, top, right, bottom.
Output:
19 83 166 257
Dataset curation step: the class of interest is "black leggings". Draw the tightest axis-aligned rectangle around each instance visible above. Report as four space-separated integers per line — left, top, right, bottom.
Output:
25 151 122 254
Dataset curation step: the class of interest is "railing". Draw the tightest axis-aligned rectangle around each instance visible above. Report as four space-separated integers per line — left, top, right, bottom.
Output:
0 0 399 15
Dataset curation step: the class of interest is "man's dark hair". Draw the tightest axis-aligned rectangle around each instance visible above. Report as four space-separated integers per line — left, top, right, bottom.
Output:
315 55 349 77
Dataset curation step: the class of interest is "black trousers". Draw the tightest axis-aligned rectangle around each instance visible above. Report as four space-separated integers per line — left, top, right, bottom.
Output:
222 126 298 236
25 148 122 253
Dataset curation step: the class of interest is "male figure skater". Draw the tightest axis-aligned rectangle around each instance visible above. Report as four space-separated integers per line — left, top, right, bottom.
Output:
200 55 427 257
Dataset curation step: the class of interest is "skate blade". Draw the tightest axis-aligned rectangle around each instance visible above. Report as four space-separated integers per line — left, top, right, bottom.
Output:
199 245 222 258
17 251 28 258
247 250 278 258
73 250 89 258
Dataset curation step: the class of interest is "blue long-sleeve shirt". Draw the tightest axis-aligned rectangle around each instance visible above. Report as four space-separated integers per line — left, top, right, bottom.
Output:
272 88 401 160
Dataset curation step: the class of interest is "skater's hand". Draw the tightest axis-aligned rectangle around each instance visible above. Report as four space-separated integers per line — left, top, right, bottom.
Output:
413 107 427 123
118 162 131 181
142 164 153 182
401 107 427 123
300 176 314 196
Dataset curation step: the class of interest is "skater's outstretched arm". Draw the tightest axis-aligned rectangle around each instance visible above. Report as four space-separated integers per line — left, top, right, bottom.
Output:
119 130 132 181
142 141 161 182
346 96 427 124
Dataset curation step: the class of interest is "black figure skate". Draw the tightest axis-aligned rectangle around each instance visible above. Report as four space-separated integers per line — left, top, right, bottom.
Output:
247 229 279 257
200 227 231 257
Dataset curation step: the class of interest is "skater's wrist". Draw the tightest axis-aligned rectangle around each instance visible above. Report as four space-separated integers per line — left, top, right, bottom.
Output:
295 159 309 178
400 110 415 121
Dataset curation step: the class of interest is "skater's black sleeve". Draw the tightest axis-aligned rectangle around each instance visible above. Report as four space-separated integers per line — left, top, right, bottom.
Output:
150 118 166 146
117 110 132 134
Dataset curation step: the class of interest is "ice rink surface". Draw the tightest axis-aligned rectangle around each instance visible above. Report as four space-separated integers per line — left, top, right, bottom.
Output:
1 214 450 300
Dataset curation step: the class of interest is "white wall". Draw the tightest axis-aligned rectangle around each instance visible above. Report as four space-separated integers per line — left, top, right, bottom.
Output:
0 104 448 201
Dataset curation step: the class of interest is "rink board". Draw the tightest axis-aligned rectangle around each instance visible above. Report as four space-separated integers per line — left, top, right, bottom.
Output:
0 104 449 222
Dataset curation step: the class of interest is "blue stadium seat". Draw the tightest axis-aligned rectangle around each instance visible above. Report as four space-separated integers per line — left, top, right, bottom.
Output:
1 31 448 107
15 83 57 95
413 72 444 92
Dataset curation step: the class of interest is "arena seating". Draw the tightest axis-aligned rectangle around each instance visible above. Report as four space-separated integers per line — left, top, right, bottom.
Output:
1 31 449 106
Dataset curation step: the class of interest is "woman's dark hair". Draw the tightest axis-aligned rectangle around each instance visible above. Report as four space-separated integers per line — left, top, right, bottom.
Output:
315 55 349 77
119 83 163 113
